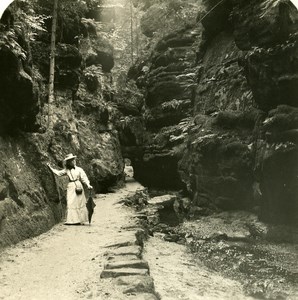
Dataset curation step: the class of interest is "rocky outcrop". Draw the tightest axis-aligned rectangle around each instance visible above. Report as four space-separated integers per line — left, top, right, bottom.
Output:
0 133 62 248
55 43 82 89
254 105 298 224
82 35 114 72
232 0 298 112
124 27 200 189
179 24 260 210
235 0 298 225
181 0 298 223
179 115 257 211
0 2 124 248
243 36 298 111
123 0 298 225
140 5 168 37
0 40 38 134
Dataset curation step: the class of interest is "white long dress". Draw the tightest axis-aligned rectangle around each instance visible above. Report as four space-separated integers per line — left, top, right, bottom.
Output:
50 166 90 224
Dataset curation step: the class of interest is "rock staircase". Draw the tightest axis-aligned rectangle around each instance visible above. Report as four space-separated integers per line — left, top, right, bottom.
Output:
100 227 159 300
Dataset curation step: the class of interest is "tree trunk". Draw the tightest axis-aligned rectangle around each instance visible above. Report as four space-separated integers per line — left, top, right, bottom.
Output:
135 4 139 58
130 0 134 64
48 0 59 129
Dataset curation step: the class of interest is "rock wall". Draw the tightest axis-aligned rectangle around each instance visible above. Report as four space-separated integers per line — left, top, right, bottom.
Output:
234 0 297 225
122 0 298 225
0 2 124 248
127 26 200 189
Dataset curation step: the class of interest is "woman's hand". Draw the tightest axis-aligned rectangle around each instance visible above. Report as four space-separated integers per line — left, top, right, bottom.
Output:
87 185 93 190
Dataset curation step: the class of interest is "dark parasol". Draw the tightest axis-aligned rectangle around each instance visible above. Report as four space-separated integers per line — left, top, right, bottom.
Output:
86 190 96 225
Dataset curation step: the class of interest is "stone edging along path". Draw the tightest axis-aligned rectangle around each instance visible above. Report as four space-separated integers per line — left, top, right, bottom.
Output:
99 183 160 300
100 228 159 300
0 181 159 300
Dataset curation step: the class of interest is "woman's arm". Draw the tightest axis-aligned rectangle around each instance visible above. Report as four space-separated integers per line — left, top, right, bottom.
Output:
47 163 67 177
79 167 92 189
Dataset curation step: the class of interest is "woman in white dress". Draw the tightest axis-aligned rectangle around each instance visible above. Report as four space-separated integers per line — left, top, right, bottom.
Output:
47 154 93 225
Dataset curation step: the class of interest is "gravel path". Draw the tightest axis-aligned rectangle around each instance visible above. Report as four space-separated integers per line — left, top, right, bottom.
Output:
0 182 142 300
0 181 256 300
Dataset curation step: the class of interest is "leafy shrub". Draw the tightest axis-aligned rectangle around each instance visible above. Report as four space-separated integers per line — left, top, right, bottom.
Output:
213 110 261 129
264 105 298 132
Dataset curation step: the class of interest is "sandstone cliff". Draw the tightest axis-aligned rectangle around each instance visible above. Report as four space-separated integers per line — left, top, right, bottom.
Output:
0 1 124 247
122 0 298 225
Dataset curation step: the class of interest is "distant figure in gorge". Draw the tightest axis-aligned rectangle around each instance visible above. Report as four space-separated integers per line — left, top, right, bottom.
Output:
124 158 134 181
47 154 93 225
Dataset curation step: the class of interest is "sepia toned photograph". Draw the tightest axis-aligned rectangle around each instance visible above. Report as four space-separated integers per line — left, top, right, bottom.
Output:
0 0 297 299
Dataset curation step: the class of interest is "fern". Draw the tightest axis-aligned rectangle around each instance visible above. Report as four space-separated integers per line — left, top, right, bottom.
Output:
0 28 27 59
162 99 182 110
260 0 281 17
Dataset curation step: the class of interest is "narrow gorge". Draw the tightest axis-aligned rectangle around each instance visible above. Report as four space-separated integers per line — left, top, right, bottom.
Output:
0 0 297 299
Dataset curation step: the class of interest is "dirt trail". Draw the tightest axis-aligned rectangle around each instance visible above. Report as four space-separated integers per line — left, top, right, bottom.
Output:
0 181 142 300
0 181 256 300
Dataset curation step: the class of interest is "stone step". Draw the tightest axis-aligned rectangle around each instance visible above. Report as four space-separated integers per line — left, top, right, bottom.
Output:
100 268 149 278
124 293 158 300
104 245 142 258
107 254 140 262
115 275 155 294
104 231 143 248
104 260 149 270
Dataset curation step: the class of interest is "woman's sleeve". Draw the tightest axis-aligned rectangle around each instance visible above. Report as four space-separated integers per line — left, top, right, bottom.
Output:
79 168 91 187
49 166 67 177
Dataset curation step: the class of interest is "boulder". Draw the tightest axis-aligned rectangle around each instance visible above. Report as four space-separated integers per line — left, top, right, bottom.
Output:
148 194 177 207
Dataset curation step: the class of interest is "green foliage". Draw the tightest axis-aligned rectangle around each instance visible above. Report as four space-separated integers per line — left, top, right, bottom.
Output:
169 118 190 143
0 0 47 61
137 0 203 64
260 0 281 17
121 188 149 210
118 116 132 129
34 0 89 43
84 65 104 78
116 79 144 110
165 0 201 27
16 0 47 39
96 22 127 53
58 0 88 42
162 99 184 111
0 27 26 59
85 0 103 12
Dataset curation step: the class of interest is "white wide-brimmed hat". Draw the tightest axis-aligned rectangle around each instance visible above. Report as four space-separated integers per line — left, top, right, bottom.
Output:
64 153 77 161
